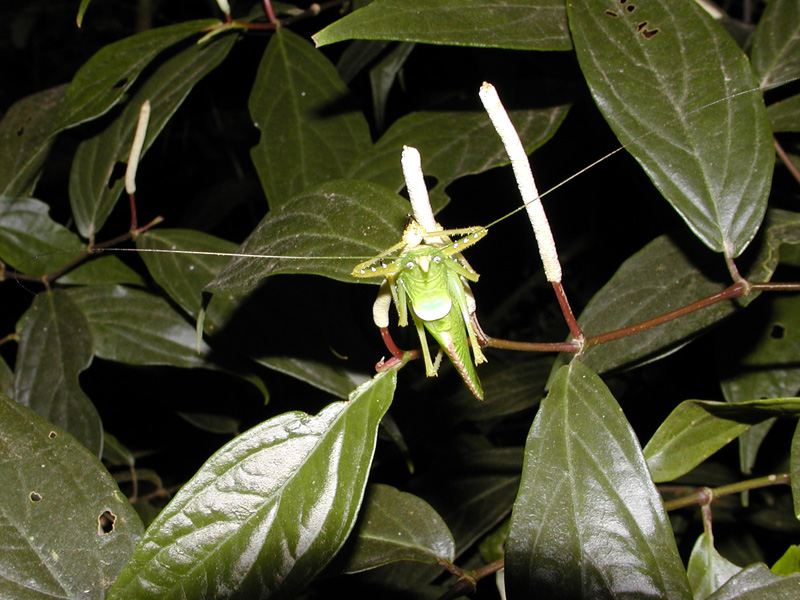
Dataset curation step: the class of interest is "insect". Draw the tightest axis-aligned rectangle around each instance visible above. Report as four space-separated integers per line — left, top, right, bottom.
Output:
351 217 489 400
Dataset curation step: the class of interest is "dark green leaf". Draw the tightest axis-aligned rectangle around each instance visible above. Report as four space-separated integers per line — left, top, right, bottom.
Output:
574 235 734 374
102 431 136 468
249 28 371 208
108 370 396 600
0 394 143 600
506 360 691 599
569 0 773 256
13 290 102 456
69 33 236 237
750 0 800 88
208 179 410 293
313 0 572 51
175 412 240 435
349 106 570 212
644 398 800 482
66 284 214 369
136 228 241 331
337 484 456 573
255 356 359 400
718 293 800 474
767 94 800 133
419 447 522 554
687 533 743 600
0 196 144 285
54 20 221 131
0 85 66 197
706 564 800 599
569 210 800 376
369 42 415 131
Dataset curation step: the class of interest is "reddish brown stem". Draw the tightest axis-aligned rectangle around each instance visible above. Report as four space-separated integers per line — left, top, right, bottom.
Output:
552 281 583 340
584 281 747 348
775 136 800 189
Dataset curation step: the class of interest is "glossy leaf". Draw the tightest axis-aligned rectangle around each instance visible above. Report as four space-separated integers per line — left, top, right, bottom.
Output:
416 447 522 554
705 564 800 599
53 20 220 131
13 290 102 456
572 210 800 375
0 394 143 600
313 0 572 51
249 28 371 208
337 484 456 573
0 85 66 197
750 0 800 88
772 545 800 576
644 398 800 482
0 196 144 285
687 533 743 600
69 32 236 237
136 228 240 331
208 179 410 293
255 357 360 400
718 293 800 474
506 360 691 599
569 0 773 256
108 370 396 600
348 105 570 212
369 42 415 131
767 94 800 133
66 284 215 369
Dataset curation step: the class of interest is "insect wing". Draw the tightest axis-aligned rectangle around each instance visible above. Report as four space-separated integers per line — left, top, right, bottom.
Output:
423 308 484 401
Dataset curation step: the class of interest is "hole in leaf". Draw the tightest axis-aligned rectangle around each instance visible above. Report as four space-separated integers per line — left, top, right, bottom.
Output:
605 10 619 17
97 510 116 534
108 161 127 189
112 77 128 89
30 492 42 502
770 324 785 339
626 4 635 12
48 431 57 439
637 22 660 38
16 126 25 136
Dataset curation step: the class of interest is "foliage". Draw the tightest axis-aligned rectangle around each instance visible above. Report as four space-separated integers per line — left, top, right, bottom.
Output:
1 0 800 598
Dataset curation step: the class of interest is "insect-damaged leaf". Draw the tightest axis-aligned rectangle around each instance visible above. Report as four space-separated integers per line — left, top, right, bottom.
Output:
0 394 143 600
313 0 572 51
208 179 410 293
568 0 773 257
107 370 396 600
249 28 371 209
69 30 236 238
13 290 102 456
506 360 691 600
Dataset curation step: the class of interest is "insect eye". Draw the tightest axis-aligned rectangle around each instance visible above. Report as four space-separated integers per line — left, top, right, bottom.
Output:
433 256 442 263
405 261 414 270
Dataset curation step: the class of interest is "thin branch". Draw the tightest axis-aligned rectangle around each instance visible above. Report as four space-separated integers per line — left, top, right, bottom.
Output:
774 136 800 189
663 473 790 511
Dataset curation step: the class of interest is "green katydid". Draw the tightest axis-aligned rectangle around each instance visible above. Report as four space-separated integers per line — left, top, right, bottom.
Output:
351 217 489 400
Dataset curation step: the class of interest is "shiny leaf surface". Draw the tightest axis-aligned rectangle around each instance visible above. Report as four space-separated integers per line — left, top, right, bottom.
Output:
108 370 396 600
506 360 691 599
